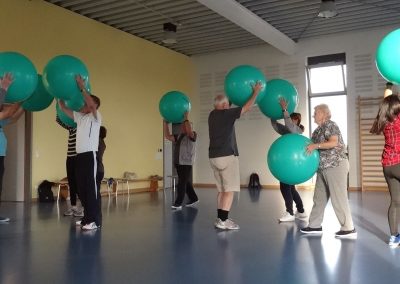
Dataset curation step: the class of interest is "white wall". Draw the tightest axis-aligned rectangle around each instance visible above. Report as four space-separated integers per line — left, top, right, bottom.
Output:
192 25 398 188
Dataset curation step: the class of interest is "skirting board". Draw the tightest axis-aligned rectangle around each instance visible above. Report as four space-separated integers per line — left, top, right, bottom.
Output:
194 183 362 192
32 187 157 202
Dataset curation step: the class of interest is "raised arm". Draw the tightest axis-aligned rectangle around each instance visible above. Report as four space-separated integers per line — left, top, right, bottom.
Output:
241 81 263 115
183 112 195 139
0 103 20 120
279 98 299 133
76 75 97 119
58 99 74 119
0 73 13 107
163 121 175 142
9 106 24 123
271 119 288 135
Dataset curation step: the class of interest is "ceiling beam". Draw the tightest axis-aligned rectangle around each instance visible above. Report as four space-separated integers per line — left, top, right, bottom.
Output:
196 0 296 55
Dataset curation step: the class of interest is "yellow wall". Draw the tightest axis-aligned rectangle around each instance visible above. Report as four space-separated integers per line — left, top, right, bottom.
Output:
0 0 196 197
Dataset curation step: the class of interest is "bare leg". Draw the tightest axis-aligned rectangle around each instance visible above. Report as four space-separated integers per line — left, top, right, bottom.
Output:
218 192 234 211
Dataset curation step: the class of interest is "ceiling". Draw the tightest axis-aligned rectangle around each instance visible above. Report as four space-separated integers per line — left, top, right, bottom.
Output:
45 0 400 56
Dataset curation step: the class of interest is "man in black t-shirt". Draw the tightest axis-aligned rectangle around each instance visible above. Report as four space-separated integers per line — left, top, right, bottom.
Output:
208 82 262 230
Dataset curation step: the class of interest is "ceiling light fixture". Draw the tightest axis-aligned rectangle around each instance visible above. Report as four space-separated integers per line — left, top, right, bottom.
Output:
318 0 338 19
162 22 177 45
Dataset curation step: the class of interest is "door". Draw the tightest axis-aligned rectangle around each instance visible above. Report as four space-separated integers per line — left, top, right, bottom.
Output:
2 112 31 202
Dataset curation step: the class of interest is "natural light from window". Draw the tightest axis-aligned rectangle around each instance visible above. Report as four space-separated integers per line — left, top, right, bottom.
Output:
309 65 346 94
310 95 348 145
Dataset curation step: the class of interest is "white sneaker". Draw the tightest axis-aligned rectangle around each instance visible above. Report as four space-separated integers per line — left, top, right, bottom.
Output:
214 218 240 230
295 211 308 220
185 200 199 207
171 204 182 210
389 234 400 248
279 212 295 222
76 220 82 226
73 207 84 217
82 222 98 231
0 216 10 223
224 219 240 230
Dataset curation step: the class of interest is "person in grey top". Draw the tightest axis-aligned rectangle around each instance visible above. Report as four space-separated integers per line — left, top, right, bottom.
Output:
164 111 198 210
271 98 307 223
301 104 356 239
209 82 262 230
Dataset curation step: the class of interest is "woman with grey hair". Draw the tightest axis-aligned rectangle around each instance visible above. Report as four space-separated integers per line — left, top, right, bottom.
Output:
300 104 357 238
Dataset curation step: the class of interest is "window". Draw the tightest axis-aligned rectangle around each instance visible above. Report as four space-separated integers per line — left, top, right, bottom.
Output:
307 53 347 144
309 65 346 94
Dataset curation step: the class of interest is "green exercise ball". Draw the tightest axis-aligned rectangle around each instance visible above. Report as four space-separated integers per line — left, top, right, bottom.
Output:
376 28 400 84
159 91 191 123
267 134 319 185
65 96 84 111
56 102 76 128
22 75 54 111
42 55 89 100
0 52 38 103
258 79 298 120
65 81 92 111
224 65 266 106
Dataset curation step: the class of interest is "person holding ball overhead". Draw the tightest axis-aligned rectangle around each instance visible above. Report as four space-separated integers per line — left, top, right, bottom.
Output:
271 98 307 222
59 75 102 231
208 81 262 230
164 112 198 210
301 104 356 238
0 104 24 223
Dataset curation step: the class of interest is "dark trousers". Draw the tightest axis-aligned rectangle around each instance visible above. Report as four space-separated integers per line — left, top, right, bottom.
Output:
383 164 400 235
174 165 198 206
75 152 101 226
66 156 79 206
96 171 104 227
0 156 4 201
280 182 304 215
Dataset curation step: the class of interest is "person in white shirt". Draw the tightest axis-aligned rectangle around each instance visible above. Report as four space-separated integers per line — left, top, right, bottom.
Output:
59 75 102 230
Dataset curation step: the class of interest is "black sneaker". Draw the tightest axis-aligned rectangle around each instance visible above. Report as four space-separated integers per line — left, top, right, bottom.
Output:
300 227 323 235
0 216 10 223
171 204 182 210
335 229 357 239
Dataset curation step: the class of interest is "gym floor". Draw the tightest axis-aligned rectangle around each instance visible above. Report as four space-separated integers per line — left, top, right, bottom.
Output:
0 189 399 284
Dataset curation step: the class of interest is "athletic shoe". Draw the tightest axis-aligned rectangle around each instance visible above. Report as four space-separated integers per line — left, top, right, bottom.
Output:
300 227 323 235
64 208 74 216
73 207 84 217
215 218 240 230
0 216 10 223
279 212 295 222
171 204 182 210
185 200 199 207
388 234 400 248
76 220 83 226
224 219 240 230
82 222 98 231
335 229 357 239
295 211 308 220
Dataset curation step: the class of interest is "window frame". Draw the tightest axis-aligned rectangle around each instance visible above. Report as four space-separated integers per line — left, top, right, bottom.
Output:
306 61 348 143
